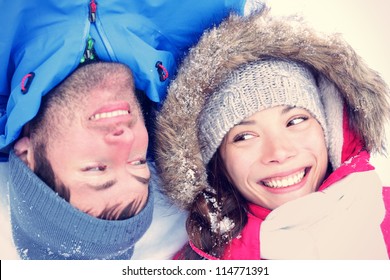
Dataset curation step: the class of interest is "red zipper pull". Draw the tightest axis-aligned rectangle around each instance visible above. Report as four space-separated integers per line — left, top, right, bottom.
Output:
20 72 35 94
155 61 169 82
89 0 97 22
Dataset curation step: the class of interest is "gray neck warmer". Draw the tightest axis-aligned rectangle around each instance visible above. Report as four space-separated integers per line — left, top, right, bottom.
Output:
8 151 153 259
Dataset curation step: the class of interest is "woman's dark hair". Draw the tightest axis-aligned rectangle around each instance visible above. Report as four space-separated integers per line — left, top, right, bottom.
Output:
177 150 248 259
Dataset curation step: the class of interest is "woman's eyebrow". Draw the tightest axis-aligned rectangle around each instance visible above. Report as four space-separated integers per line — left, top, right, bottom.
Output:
281 106 295 114
236 119 256 126
235 106 297 127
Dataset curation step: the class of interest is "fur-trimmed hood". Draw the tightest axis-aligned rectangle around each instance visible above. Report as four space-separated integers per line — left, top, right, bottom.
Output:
155 8 390 210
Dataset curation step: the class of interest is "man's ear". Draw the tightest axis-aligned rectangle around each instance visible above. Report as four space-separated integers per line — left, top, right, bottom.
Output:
14 137 35 170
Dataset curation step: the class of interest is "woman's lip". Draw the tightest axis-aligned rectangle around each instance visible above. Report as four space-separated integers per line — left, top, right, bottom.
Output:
260 168 307 181
258 167 310 194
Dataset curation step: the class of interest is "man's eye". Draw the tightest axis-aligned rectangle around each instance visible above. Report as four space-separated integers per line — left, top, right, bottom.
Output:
129 159 147 166
287 116 308 127
84 165 106 172
233 133 255 142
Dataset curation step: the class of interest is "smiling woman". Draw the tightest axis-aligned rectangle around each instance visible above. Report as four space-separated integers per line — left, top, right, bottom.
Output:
220 106 328 210
155 6 390 260
199 60 329 211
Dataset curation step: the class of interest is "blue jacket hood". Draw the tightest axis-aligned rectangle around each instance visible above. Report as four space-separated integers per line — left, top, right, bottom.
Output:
0 0 253 155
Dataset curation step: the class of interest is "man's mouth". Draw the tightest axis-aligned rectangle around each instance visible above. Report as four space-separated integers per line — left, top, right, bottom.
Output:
261 169 307 188
89 110 130 121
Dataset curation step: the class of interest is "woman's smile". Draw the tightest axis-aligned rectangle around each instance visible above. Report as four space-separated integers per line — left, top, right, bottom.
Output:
258 168 310 194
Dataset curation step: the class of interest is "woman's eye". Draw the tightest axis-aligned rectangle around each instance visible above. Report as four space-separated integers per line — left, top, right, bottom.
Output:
233 133 255 142
129 159 147 166
287 116 308 127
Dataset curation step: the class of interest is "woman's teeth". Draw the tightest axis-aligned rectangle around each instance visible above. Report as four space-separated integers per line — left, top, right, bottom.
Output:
90 110 129 120
262 170 306 188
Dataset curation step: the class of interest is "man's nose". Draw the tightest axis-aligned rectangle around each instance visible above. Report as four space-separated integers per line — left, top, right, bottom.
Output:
104 124 135 146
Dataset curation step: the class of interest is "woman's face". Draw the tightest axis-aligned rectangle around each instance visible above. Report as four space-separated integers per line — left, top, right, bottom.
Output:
220 106 328 210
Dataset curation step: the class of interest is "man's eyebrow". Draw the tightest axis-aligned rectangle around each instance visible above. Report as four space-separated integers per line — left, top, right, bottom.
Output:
132 175 150 185
86 175 149 191
88 180 117 191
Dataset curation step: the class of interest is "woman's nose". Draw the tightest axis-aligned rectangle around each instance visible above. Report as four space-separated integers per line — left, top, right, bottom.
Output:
261 135 297 164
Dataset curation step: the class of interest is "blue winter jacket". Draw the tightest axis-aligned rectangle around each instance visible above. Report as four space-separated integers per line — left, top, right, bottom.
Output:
0 0 257 158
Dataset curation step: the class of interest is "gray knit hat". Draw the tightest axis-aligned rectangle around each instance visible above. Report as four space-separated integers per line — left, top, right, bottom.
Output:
198 59 327 164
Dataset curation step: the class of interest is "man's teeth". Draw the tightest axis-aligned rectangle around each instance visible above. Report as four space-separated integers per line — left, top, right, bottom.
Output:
262 170 305 188
90 110 129 120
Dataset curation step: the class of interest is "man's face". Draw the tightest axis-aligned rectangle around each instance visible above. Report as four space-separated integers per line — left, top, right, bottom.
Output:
44 86 150 220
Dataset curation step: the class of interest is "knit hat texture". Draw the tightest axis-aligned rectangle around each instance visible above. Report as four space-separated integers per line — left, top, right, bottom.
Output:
198 59 327 164
8 151 154 259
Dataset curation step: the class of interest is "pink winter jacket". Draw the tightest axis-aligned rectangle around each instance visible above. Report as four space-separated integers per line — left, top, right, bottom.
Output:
190 156 390 260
